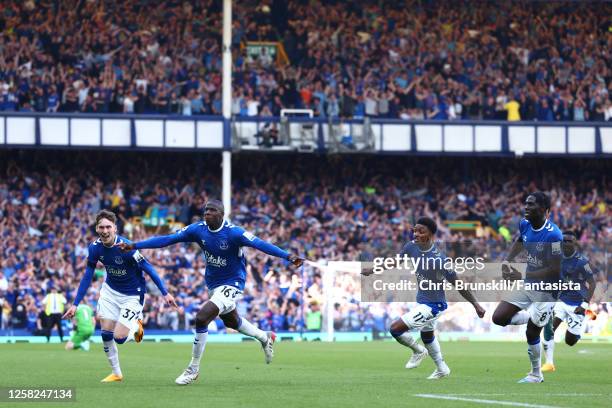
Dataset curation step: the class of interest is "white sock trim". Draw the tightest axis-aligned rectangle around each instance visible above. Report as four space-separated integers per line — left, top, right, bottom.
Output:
238 318 268 343
103 340 122 376
543 339 555 365
394 332 425 353
528 342 542 376
190 331 208 369
424 338 445 369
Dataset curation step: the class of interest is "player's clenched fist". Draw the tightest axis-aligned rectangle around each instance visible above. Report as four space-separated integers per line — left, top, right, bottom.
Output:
501 261 521 281
474 303 486 318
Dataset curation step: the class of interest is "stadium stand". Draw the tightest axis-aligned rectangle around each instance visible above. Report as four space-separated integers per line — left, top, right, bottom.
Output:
0 151 609 335
0 0 610 120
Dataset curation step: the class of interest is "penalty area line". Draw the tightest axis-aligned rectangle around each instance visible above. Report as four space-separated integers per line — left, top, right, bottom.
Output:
414 394 563 408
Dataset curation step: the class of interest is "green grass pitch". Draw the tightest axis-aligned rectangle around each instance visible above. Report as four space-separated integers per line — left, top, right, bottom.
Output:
1 341 610 408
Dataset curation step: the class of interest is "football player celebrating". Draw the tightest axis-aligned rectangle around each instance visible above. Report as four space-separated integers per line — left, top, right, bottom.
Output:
64 210 177 382
542 231 597 372
117 199 303 385
387 217 486 379
492 192 563 383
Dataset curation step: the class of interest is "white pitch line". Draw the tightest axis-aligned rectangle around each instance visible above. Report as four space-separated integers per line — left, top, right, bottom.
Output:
414 394 562 408
442 394 605 397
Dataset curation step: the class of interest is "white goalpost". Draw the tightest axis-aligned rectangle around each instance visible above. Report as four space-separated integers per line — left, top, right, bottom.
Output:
307 261 363 342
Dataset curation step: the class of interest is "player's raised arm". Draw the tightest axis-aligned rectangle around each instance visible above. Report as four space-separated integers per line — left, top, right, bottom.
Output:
132 250 178 308
233 228 304 266
116 224 198 252
64 244 98 319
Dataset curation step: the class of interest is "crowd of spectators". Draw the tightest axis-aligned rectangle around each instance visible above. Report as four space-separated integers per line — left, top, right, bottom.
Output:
0 0 610 121
0 151 609 337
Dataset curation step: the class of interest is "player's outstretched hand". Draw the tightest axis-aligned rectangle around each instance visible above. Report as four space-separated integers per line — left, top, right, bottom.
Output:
114 242 135 252
63 305 77 319
288 254 304 267
474 303 486 318
164 294 178 309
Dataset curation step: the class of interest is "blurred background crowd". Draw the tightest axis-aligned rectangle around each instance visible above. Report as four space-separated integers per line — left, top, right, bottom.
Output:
0 0 610 120
0 151 609 337
0 0 610 339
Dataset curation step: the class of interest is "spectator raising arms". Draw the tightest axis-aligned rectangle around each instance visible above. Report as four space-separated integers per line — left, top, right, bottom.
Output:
0 1 609 120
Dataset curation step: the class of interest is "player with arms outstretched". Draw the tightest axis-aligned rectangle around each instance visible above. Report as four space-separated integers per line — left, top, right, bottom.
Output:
492 192 563 383
542 230 597 372
65 303 95 351
63 210 177 382
117 199 304 385
387 217 486 379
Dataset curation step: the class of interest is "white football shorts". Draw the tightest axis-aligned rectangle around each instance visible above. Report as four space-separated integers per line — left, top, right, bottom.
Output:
209 285 243 315
554 301 586 336
97 283 144 328
400 303 441 332
505 289 556 327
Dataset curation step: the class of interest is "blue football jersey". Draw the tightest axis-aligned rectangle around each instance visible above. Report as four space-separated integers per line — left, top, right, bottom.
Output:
559 252 593 306
87 236 152 296
401 241 457 312
518 218 563 285
134 220 290 291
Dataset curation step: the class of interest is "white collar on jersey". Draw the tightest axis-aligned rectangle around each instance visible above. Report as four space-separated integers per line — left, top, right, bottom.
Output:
417 242 435 253
530 218 549 232
102 235 118 248
563 250 577 259
207 220 225 233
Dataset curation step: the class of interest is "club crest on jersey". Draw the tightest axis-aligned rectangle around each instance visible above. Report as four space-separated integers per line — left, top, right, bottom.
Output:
536 242 544 252
201 239 206 246
526 253 543 267
99 256 104 261
114 256 124 264
219 239 229 250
